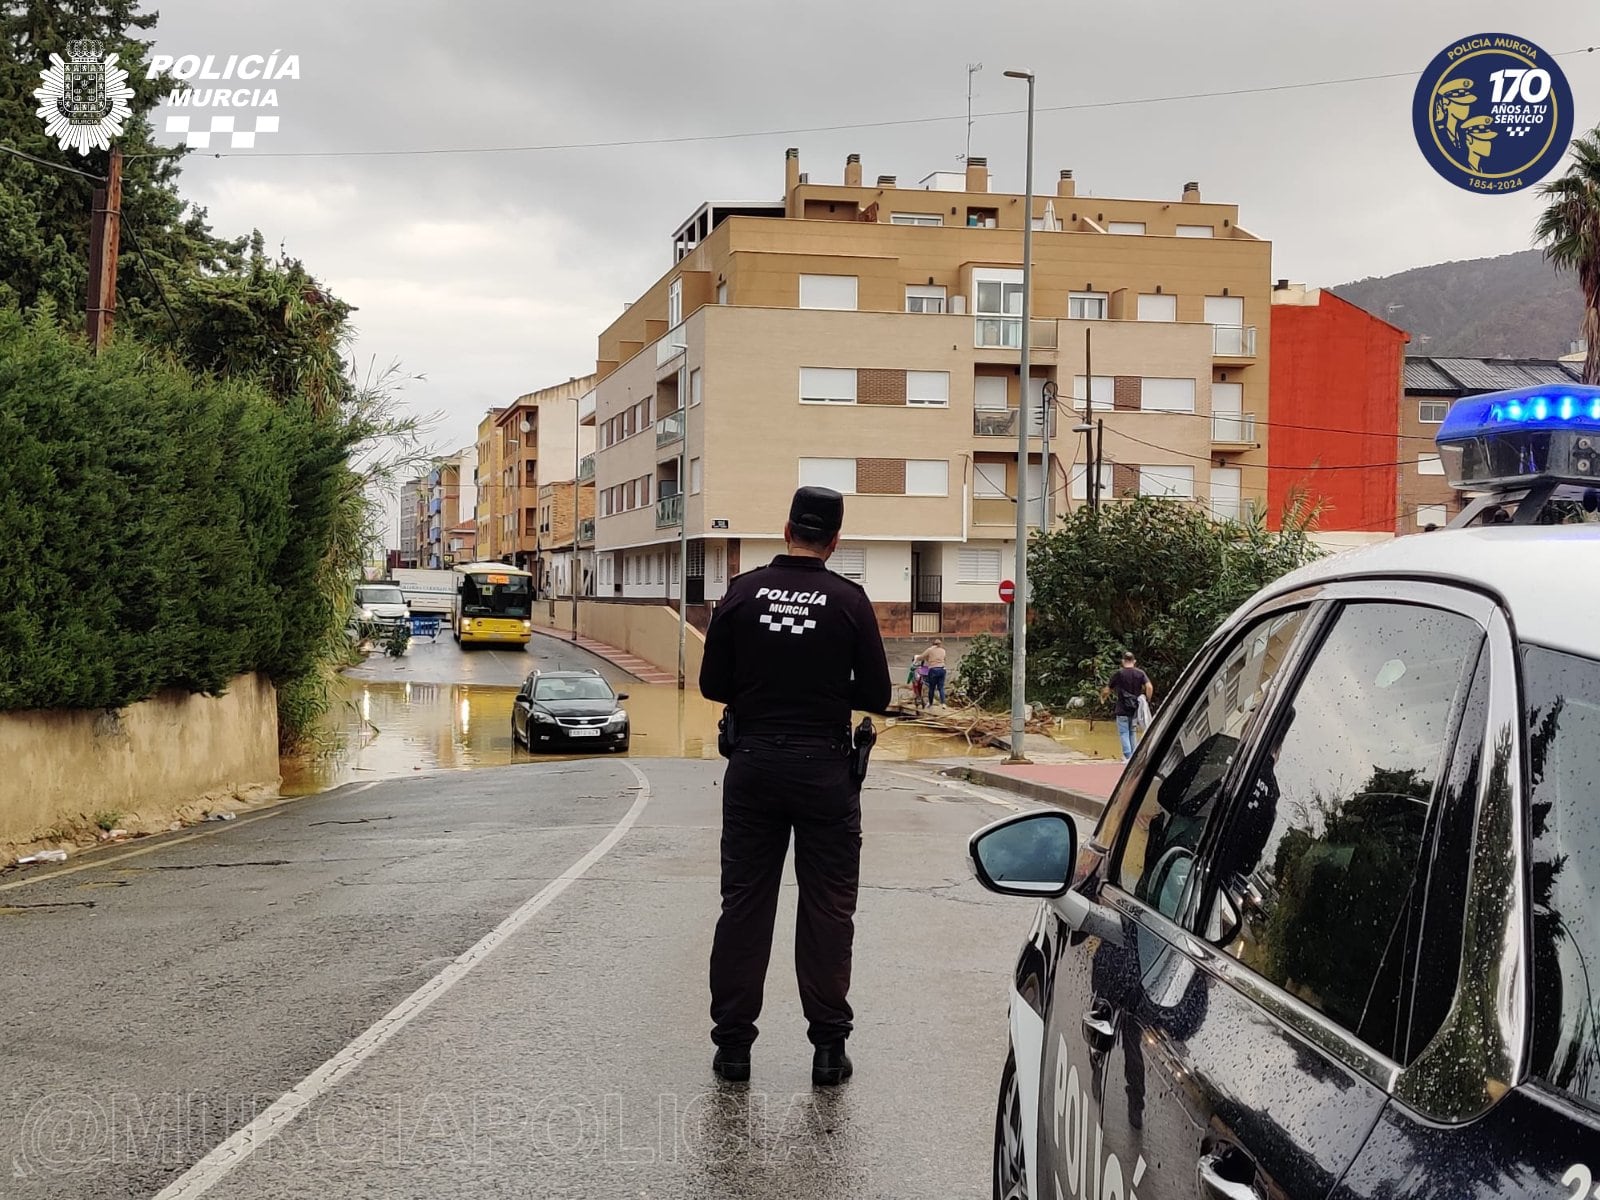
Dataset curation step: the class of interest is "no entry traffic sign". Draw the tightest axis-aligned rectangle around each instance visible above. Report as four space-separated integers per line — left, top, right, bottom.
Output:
998 579 1016 604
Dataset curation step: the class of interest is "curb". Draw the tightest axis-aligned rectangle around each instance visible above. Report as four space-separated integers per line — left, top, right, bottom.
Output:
939 765 1108 822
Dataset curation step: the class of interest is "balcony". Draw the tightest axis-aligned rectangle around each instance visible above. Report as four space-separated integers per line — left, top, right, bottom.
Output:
656 493 683 528
656 409 685 446
973 317 1058 351
577 517 595 545
577 454 595 482
1211 411 1257 446
972 408 1057 438
1212 324 1257 357
655 324 687 367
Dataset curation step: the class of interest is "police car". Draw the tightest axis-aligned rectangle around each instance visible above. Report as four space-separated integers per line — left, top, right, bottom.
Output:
968 386 1600 1200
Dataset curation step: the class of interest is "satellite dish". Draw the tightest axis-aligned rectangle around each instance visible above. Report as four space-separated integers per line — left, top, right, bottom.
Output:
520 417 532 433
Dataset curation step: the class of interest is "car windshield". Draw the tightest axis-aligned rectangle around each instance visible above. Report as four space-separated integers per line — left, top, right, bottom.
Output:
461 572 530 618
533 677 615 702
357 586 404 606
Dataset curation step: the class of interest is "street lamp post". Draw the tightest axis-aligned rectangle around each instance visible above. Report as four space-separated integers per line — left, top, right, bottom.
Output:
1004 67 1035 764
677 363 689 691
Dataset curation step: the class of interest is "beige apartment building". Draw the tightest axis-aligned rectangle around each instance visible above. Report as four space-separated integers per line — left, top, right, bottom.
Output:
589 149 1271 635
479 376 595 574
420 448 476 569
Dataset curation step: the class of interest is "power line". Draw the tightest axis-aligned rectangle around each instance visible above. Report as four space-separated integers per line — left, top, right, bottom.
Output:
126 46 1600 162
0 142 107 181
121 216 182 337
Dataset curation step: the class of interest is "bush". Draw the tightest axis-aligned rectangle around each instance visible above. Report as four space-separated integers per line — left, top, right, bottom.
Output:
954 632 1012 709
0 308 359 719
383 622 411 658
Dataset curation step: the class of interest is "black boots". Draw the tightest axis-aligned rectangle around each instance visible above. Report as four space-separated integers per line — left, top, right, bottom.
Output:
811 1042 853 1086
712 1046 751 1082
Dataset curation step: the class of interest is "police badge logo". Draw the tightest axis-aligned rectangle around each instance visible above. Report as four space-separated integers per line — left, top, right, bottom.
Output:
33 40 135 155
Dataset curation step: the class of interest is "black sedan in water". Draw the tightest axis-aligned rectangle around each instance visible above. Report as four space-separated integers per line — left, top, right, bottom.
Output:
511 670 630 753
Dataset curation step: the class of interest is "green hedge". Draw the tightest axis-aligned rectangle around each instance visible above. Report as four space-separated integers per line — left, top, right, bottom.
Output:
0 308 352 712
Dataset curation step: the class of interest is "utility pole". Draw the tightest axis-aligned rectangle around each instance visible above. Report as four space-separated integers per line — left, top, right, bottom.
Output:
571 396 580 642
85 147 123 353
677 364 689 691
1003 68 1035 765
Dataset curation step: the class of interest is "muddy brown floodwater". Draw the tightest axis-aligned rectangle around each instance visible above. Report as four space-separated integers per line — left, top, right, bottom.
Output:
280 676 1031 796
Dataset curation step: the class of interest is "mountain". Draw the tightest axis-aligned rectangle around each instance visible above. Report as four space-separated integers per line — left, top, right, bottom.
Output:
1331 248 1585 359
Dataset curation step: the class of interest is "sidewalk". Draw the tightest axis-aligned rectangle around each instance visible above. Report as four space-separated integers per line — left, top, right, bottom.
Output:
930 753 1124 820
557 632 679 687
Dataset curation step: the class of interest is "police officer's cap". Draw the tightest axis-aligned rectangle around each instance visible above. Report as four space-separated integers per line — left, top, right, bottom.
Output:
789 486 844 537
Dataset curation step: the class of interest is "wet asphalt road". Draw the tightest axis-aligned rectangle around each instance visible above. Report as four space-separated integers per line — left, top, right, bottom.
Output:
0 755 1076 1198
344 628 629 688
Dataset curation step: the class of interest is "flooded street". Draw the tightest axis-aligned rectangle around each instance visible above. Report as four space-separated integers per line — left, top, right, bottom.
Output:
280 634 1026 795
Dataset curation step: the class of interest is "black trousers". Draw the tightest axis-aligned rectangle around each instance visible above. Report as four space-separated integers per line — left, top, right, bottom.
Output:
709 735 861 1049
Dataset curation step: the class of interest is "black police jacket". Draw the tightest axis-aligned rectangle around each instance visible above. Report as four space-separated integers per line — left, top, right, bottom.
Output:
698 554 892 736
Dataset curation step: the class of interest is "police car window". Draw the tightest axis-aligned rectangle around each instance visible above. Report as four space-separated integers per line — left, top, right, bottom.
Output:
1210 602 1483 1058
1114 608 1308 920
1526 646 1600 1109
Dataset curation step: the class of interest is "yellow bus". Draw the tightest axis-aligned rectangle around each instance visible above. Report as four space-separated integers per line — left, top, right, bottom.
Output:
451 561 535 646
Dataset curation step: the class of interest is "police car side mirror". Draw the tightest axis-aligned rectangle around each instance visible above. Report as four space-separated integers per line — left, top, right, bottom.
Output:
968 811 1077 898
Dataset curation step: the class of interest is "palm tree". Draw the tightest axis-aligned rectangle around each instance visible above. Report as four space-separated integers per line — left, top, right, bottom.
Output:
1535 128 1600 384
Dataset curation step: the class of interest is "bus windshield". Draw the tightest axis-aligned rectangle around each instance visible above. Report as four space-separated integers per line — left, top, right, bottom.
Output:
460 572 531 618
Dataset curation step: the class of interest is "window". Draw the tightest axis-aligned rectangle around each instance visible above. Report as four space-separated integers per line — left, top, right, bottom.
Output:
799 273 858 310
1108 221 1146 235
690 367 702 407
799 457 856 493
1416 504 1448 527
907 371 950 406
1526 647 1600 1107
1176 224 1214 238
974 375 1009 410
905 285 947 314
717 282 728 305
1418 454 1444 476
800 367 857 404
890 212 943 226
1068 292 1108 320
1210 466 1242 523
973 462 1006 498
832 547 866 578
1070 374 1114 411
1069 463 1111 502
1139 465 1195 499
1137 293 1177 322
1204 295 1245 327
667 277 682 327
1419 400 1449 424
690 457 703 495
1212 602 1485 1054
1141 377 1197 414
974 269 1024 348
1116 608 1311 918
905 459 949 496
958 547 1002 583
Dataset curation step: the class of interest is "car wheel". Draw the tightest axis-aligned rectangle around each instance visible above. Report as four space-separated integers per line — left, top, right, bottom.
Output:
993 1051 1027 1200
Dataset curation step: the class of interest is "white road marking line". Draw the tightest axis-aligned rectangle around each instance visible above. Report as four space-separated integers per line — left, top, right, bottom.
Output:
884 768 1021 811
150 763 653 1200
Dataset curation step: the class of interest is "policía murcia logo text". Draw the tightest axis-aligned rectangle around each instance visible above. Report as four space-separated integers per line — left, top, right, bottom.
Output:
1412 33 1574 193
151 52 300 150
33 40 135 155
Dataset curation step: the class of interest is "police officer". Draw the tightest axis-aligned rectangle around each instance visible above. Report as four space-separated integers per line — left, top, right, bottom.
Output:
698 485 891 1086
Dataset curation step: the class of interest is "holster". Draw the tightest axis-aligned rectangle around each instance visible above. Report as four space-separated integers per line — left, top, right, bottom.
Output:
717 707 738 759
850 716 877 785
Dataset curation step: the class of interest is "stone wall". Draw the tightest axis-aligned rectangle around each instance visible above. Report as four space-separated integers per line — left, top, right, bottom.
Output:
0 674 280 854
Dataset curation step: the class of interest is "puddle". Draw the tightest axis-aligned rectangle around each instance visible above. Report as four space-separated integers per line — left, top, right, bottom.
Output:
1047 718 1125 761
280 677 997 795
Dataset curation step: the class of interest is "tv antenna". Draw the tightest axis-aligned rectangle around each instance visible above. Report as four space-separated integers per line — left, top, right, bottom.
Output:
963 63 983 163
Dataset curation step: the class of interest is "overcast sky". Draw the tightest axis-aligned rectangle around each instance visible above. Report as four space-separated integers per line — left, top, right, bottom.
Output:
144 0 1598 466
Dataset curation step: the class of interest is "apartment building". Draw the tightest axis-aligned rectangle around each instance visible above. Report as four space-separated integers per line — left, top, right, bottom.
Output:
589 148 1272 636
1268 283 1408 546
398 477 423 568
1401 357 1581 531
534 477 597 600
485 376 596 572
423 448 477 569
474 408 508 561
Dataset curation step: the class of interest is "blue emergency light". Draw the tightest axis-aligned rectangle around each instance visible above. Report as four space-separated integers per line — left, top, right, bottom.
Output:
1435 384 1600 492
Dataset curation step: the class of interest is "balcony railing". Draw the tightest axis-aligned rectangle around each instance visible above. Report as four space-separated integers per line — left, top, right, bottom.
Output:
1211 411 1257 443
577 454 595 482
972 408 1057 437
577 517 595 544
656 409 685 445
1212 324 1257 357
655 324 687 366
975 316 1021 348
656 493 683 528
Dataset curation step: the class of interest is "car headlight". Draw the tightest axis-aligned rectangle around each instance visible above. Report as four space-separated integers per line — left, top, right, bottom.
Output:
531 710 557 724
358 608 374 620
521 619 532 630
607 711 628 725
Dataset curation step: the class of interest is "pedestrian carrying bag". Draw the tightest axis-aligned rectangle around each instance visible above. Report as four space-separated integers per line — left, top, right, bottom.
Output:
1135 693 1153 734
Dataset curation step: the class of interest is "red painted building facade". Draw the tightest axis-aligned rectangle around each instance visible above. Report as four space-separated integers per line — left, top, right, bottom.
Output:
1267 284 1408 538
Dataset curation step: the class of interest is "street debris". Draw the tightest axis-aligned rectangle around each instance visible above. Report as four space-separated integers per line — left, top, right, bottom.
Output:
885 703 1056 750
205 811 236 822
16 850 68 865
